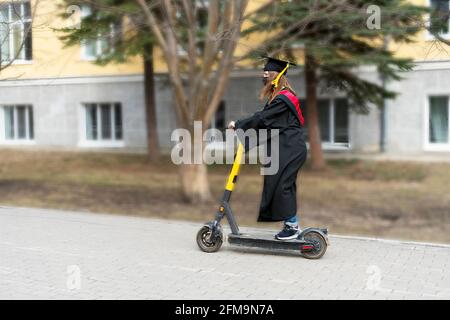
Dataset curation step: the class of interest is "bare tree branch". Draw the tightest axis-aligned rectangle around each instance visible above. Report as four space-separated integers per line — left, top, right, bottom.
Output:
203 0 248 126
162 0 190 125
181 0 197 102
135 0 168 52
192 0 220 120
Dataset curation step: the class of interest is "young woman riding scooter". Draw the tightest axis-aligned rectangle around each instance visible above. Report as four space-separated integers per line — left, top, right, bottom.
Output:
228 56 307 241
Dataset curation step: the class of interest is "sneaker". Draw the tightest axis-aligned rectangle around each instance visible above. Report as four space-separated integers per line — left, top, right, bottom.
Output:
275 224 300 240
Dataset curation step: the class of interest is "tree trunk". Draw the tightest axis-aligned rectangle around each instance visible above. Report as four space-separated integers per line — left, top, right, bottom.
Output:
144 43 160 162
178 125 211 203
305 52 326 170
179 163 212 203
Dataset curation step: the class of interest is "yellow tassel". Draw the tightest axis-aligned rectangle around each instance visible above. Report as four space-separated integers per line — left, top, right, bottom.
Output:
272 63 289 88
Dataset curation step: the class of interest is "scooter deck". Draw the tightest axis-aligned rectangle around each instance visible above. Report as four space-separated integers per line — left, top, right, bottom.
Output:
228 232 308 251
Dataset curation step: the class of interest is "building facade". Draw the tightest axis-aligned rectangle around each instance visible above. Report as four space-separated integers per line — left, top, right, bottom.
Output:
1 0 450 157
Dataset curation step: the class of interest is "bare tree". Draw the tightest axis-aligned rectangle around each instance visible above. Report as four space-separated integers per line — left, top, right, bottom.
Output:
134 0 249 203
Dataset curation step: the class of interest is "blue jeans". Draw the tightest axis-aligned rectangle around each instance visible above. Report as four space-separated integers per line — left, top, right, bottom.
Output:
285 215 298 226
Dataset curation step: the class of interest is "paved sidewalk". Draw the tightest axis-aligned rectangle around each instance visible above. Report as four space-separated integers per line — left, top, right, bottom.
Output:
0 206 449 300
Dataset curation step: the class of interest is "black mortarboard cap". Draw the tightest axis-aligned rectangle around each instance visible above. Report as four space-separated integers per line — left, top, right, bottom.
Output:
262 56 296 75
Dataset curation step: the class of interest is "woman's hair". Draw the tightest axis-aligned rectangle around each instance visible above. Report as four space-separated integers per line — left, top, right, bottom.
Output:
259 71 297 103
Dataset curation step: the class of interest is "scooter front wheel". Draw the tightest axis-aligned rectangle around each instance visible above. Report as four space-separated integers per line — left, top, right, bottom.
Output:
196 226 223 253
300 231 327 259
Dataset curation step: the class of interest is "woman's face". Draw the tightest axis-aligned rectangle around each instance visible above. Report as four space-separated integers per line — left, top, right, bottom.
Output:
262 70 269 86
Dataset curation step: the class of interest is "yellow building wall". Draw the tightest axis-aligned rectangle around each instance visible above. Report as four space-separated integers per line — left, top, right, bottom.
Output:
152 0 271 71
0 0 143 80
1 0 449 81
390 0 450 61
0 0 272 79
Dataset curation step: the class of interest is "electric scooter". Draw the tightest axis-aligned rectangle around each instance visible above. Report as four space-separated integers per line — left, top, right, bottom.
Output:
196 143 329 259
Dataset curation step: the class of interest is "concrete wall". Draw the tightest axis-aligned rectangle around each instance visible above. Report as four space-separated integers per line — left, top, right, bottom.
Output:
154 78 177 153
386 67 450 154
0 71 381 154
0 76 148 152
347 69 382 153
221 71 381 154
3 65 449 158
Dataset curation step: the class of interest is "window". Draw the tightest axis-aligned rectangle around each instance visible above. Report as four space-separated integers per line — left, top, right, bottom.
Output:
80 5 122 60
210 101 226 132
334 99 349 143
176 1 209 56
204 101 226 149
428 96 449 145
83 103 123 144
2 105 34 141
300 98 349 147
197 3 208 29
430 0 450 35
0 1 32 63
317 99 330 142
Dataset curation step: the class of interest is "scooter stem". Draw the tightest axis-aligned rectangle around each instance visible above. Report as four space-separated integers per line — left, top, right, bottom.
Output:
225 143 244 192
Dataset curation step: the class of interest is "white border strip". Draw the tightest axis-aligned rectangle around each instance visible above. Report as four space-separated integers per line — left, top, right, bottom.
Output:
2 60 450 88
236 225 450 249
329 234 450 249
0 74 145 87
1 205 448 249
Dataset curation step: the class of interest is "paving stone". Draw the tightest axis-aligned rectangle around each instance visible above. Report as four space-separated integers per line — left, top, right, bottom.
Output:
0 206 449 300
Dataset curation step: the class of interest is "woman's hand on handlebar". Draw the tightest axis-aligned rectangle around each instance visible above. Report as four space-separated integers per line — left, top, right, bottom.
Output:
227 121 236 130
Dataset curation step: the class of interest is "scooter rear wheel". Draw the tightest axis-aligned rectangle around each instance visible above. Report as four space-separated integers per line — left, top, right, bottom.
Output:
196 226 223 253
300 231 327 259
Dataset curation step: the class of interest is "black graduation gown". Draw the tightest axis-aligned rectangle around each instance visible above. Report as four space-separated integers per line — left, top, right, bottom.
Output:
235 93 307 222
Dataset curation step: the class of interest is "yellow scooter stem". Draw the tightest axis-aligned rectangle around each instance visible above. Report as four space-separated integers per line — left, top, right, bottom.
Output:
225 143 244 192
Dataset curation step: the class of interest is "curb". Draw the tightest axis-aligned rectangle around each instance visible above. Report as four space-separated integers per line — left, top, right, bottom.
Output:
1 205 449 249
